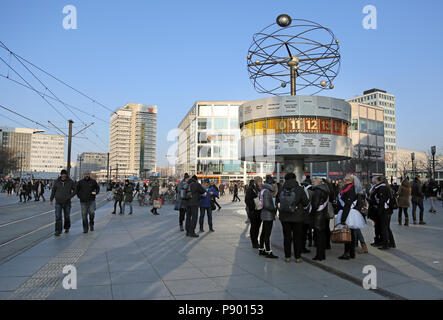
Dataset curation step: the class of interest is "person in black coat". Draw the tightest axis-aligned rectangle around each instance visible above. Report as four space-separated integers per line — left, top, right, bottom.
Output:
278 173 309 263
210 181 222 211
338 175 358 260
368 177 382 247
245 177 263 248
185 175 206 237
232 184 241 202
75 172 100 233
372 176 396 250
411 176 425 224
310 178 330 261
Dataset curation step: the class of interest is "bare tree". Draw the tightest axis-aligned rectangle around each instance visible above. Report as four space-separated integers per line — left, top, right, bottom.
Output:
0 147 18 176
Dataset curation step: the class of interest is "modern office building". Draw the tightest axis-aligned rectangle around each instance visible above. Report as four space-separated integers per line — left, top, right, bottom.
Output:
30 133 65 173
176 101 247 183
75 152 108 180
0 127 65 175
309 102 385 182
347 89 397 179
110 103 157 179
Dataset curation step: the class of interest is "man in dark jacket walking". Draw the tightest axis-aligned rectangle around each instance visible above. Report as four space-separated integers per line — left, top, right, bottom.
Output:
245 177 263 248
278 173 310 262
75 172 100 233
122 180 134 215
411 176 426 224
185 175 206 237
50 169 76 236
232 184 241 202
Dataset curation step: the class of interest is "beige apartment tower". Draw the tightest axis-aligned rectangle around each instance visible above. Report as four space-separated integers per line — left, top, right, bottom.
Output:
110 103 157 179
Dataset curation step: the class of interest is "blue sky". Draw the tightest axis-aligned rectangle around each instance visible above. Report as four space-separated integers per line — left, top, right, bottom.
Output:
0 0 442 166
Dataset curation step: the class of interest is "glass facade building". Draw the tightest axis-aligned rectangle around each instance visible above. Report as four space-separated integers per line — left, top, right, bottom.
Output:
347 89 397 179
177 101 248 182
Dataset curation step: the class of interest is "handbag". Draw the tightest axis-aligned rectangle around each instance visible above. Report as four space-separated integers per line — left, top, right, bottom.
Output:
253 197 263 210
331 224 352 243
153 199 162 209
174 201 180 211
326 202 335 219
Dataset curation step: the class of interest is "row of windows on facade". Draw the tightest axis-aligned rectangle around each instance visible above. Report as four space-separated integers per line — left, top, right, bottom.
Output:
386 145 397 151
385 137 396 143
351 118 384 136
198 118 239 131
352 93 394 102
385 123 396 129
384 116 396 122
197 105 240 118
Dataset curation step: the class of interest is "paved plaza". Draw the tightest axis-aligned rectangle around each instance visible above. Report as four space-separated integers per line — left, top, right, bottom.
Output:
0 195 442 300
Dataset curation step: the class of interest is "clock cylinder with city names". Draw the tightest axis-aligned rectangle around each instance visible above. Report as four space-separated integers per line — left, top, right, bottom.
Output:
238 95 352 162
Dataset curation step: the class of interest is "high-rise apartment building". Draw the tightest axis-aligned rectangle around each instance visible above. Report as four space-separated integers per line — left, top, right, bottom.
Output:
0 127 65 174
110 103 157 179
347 89 397 179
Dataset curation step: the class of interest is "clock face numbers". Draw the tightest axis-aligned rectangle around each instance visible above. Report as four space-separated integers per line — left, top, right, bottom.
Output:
240 117 349 137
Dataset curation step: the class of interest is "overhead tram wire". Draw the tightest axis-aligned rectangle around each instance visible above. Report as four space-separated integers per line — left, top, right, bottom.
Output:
0 45 107 148
0 111 29 128
0 103 52 130
0 55 68 122
0 40 116 115
0 41 112 150
0 74 109 124
2 47 90 126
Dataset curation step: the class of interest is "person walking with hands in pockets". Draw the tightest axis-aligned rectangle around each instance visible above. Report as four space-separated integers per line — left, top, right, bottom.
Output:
75 172 100 233
50 169 76 236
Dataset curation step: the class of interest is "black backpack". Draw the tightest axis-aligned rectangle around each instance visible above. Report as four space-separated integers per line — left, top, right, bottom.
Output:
180 182 192 200
279 188 297 213
388 187 398 211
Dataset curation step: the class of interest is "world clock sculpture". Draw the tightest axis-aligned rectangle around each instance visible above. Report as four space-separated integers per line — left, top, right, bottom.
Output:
239 14 352 181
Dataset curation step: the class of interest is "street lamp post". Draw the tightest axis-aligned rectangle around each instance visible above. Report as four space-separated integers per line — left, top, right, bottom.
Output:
17 151 25 181
431 146 436 180
411 152 415 178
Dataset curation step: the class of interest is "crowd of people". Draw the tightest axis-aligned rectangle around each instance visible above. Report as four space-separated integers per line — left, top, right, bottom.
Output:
176 174 223 236
0 178 49 202
241 173 441 262
3 170 441 257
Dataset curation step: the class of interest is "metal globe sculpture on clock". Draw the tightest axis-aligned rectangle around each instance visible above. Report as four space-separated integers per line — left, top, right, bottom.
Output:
247 14 341 96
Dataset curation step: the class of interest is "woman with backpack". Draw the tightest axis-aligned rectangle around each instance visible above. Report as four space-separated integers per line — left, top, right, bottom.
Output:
258 177 279 259
278 173 310 263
